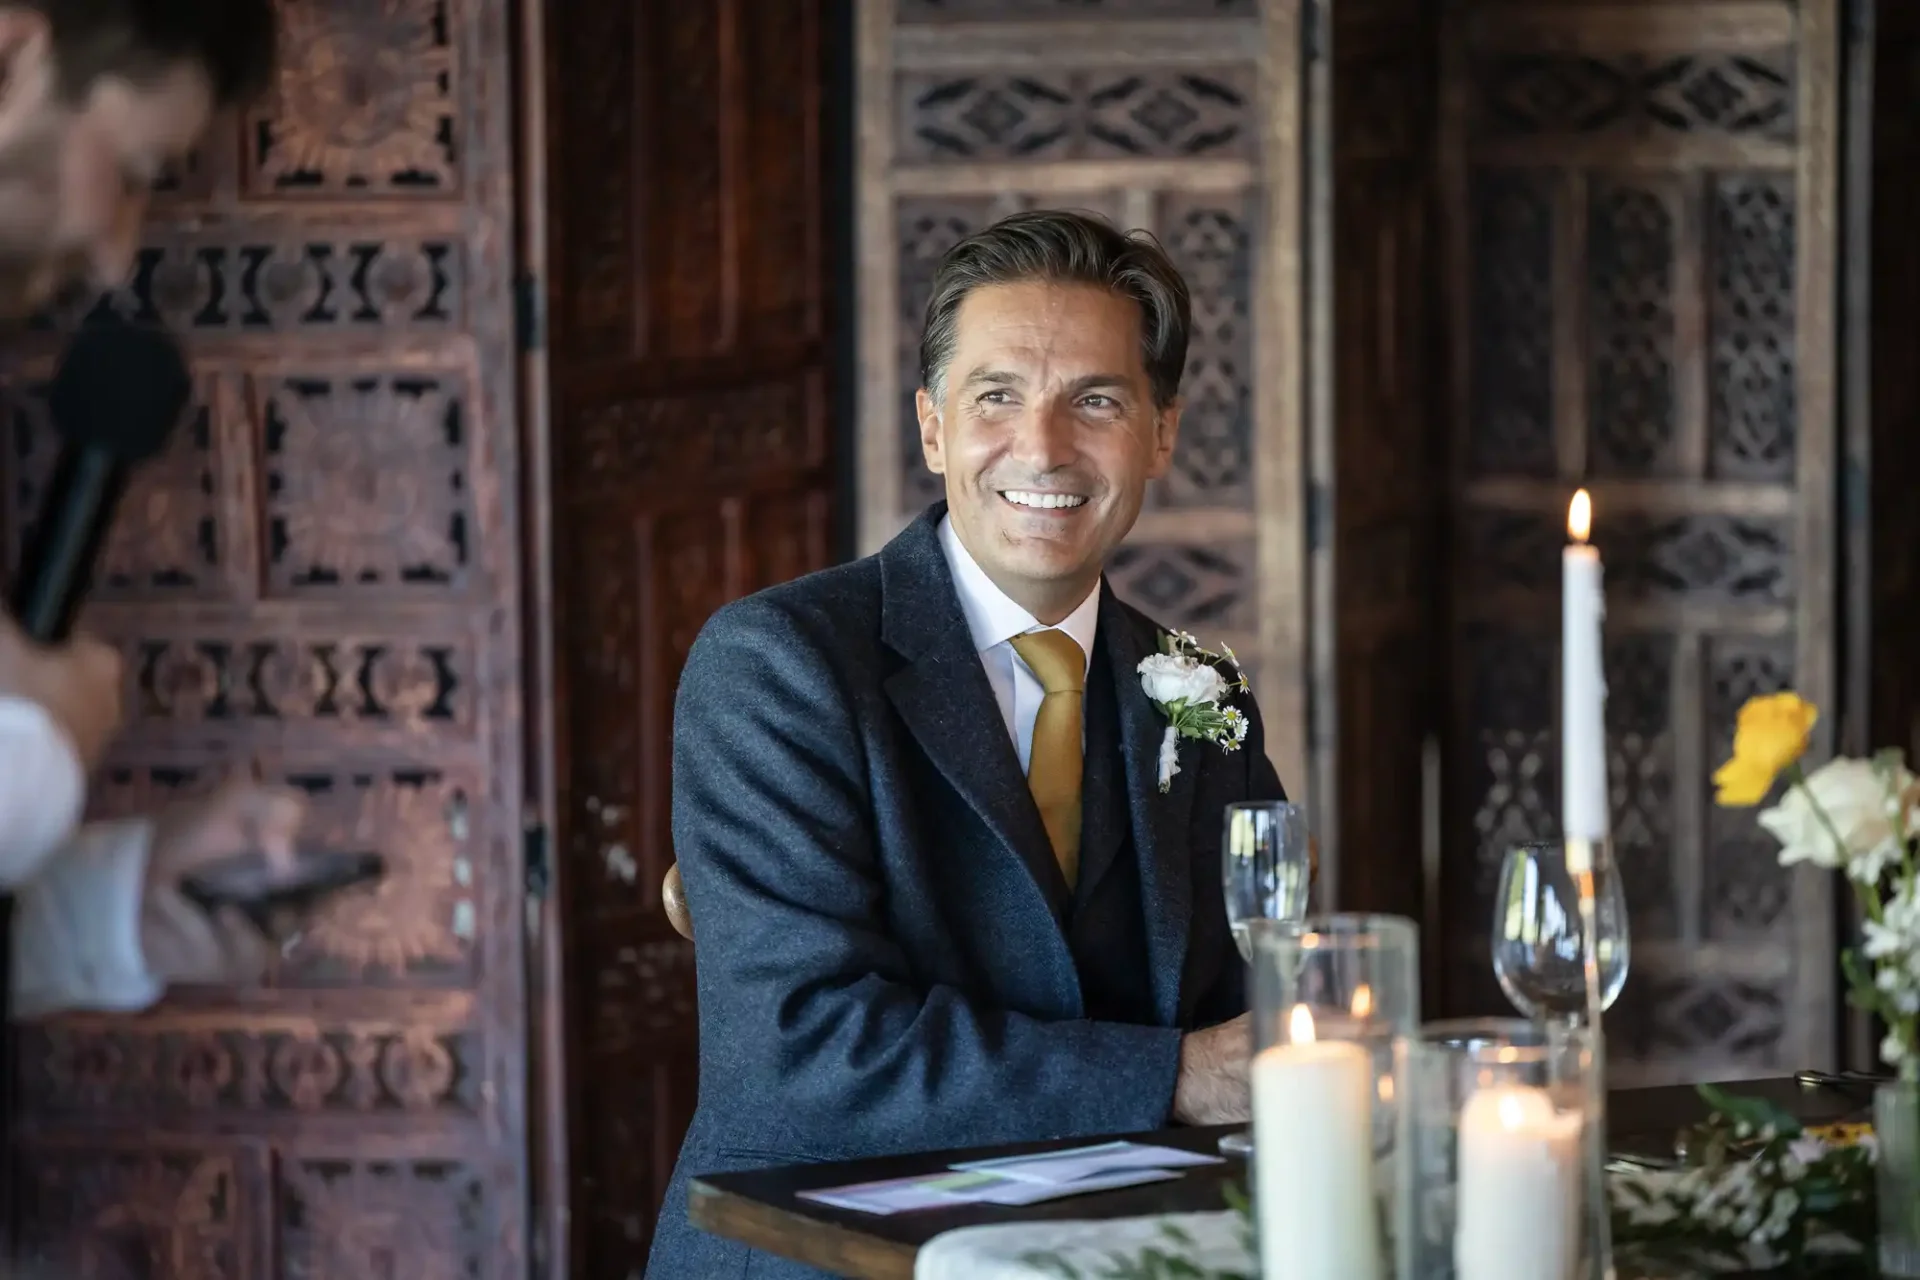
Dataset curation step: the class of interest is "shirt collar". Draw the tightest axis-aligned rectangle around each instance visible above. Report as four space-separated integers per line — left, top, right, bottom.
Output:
938 514 1099 674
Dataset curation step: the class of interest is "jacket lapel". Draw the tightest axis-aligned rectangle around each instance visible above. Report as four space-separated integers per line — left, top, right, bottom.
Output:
1072 635 1126 906
1100 586 1196 1025
879 508 1072 924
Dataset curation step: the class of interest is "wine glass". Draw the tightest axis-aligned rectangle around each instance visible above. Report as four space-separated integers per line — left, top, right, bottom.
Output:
1490 839 1630 1032
1222 801 1313 960
1218 801 1312 1159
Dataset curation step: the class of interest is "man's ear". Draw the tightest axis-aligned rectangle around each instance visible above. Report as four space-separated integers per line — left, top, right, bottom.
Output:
0 8 55 143
916 387 946 475
1146 397 1182 480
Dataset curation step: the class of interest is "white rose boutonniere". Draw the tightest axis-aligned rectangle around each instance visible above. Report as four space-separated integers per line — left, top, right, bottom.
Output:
1136 630 1250 793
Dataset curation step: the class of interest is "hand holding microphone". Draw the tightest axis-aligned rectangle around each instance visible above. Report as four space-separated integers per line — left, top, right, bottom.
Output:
0 316 181 769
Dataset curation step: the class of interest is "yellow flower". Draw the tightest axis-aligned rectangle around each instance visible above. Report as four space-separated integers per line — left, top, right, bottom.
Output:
1713 692 1819 807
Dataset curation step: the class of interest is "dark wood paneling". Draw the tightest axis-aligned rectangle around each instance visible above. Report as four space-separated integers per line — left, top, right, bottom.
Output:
1325 0 1442 929
0 0 530 1275
543 1 844 1274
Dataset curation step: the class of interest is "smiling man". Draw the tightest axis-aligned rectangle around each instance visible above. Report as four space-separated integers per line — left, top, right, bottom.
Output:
649 210 1287 1279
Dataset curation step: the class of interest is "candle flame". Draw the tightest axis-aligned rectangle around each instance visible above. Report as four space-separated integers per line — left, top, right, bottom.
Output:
1568 489 1592 544
1289 1004 1317 1045
1350 983 1374 1019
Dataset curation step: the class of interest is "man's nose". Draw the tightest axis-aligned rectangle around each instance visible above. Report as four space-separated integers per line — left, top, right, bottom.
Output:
1008 403 1077 473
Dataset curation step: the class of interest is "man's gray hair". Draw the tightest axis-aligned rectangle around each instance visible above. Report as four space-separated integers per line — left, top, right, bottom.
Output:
917 209 1192 409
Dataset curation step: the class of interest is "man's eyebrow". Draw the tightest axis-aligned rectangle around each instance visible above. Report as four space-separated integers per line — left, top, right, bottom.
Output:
1066 374 1131 393
960 367 1023 387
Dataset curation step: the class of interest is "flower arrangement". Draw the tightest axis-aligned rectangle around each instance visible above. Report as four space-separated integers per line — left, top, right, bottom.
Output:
1136 630 1249 793
1712 692 1920 1074
1610 1084 1877 1272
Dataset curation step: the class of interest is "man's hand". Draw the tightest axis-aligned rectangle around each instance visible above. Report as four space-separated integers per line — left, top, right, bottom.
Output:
1173 1012 1251 1125
0 613 123 772
147 776 305 889
141 778 308 991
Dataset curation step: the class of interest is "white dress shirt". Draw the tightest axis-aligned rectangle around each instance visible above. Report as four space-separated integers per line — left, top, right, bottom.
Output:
0 696 161 1018
938 515 1100 773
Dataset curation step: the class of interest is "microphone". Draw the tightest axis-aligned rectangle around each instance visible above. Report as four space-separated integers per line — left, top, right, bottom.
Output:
8 318 192 642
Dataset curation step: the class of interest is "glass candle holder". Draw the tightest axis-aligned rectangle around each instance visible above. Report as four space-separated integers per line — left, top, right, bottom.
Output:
1409 1018 1611 1280
1248 914 1420 1280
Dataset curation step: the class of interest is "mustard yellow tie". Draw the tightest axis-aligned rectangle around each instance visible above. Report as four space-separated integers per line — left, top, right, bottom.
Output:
1009 629 1086 889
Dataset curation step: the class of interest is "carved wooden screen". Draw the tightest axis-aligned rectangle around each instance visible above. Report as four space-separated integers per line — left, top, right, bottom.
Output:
541 1 843 1274
0 2 531 1275
854 0 1312 795
1438 0 1841 1083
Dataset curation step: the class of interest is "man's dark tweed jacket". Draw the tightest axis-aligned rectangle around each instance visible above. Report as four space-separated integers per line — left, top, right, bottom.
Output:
646 503 1286 1279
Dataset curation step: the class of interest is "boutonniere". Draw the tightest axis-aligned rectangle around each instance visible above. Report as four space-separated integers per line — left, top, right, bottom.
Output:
1136 630 1250 793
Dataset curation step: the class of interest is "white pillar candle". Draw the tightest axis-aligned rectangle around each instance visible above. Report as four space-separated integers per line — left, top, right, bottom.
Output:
1562 489 1609 866
1252 1006 1381 1279
1454 1085 1584 1280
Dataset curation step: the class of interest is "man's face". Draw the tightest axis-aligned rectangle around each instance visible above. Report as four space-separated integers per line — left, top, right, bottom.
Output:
917 279 1179 622
0 12 212 319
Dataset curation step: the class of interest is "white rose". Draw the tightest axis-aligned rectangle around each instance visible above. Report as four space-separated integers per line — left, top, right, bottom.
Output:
1757 757 1913 880
1136 653 1226 707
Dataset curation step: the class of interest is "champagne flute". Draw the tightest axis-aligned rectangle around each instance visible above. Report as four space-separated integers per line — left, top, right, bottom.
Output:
1218 801 1311 1159
1223 800 1313 959
1490 839 1630 1032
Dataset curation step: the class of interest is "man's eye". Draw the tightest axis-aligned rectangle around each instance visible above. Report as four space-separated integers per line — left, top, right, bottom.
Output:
1080 395 1116 409
977 390 1013 406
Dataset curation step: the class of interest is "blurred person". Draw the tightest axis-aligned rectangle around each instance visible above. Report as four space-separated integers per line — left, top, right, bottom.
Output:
0 0 300 1017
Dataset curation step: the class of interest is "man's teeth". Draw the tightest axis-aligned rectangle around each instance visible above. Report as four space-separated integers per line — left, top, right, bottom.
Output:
1001 490 1087 509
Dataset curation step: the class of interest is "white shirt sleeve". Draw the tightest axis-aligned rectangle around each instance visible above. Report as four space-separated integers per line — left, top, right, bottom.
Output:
0 694 163 1019
0 695 87 883
11 818 163 1019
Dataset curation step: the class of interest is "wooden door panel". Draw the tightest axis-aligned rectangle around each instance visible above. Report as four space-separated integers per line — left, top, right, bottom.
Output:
544 1 843 1273
0 0 529 1275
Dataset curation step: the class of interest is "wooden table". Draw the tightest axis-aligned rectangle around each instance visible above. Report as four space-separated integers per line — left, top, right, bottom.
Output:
688 1077 1875 1279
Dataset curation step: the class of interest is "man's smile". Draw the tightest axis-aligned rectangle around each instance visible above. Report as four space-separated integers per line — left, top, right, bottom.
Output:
998 489 1090 511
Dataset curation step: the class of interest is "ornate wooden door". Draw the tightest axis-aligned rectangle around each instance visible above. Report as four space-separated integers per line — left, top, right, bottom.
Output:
1437 0 1842 1083
538 1 846 1274
0 2 532 1276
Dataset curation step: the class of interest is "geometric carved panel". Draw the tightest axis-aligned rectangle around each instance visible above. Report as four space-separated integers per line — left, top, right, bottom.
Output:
1155 191 1252 507
273 766 476 982
1588 181 1678 477
124 631 474 735
1703 635 1799 937
899 0 1255 16
249 0 460 196
1709 174 1797 482
897 68 1254 162
1622 974 1788 1066
1108 539 1255 633
1459 507 1794 606
13 1140 268 1280
36 237 463 334
7 382 227 597
264 372 473 593
1605 632 1676 938
280 1159 485 1280
18 1023 481 1116
1467 172 1556 479
1474 50 1796 141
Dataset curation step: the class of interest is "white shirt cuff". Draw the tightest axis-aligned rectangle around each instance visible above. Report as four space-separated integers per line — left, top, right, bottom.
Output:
0 695 86 885
11 818 163 1019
